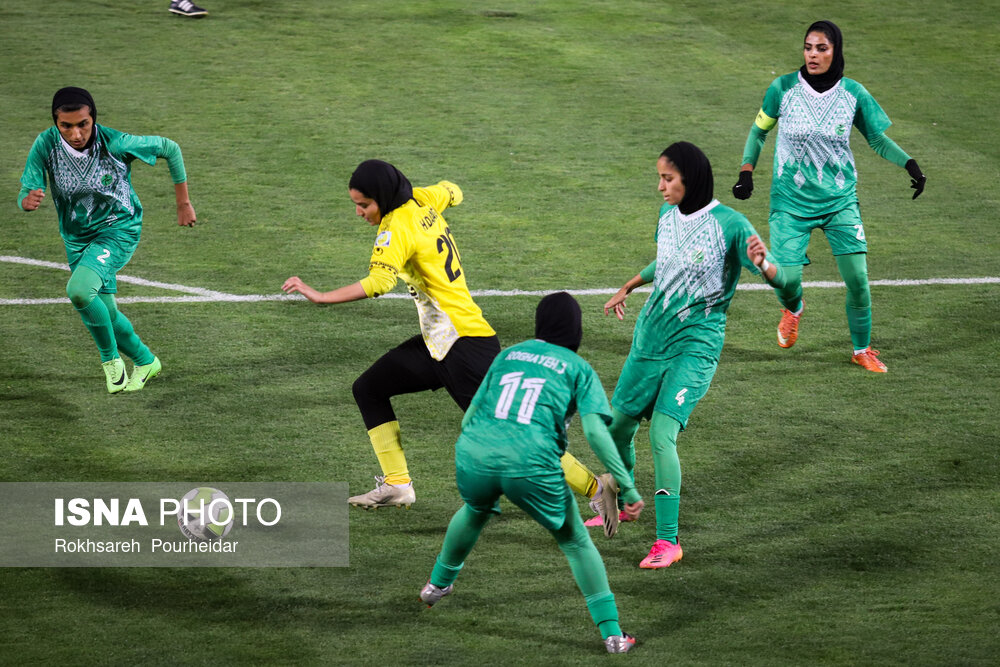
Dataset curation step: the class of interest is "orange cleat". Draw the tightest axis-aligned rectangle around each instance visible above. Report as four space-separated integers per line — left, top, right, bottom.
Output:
851 348 887 373
777 302 803 348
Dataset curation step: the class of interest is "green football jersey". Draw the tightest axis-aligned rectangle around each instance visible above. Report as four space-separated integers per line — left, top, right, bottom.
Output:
456 339 612 477
757 73 892 217
18 125 186 243
631 200 765 360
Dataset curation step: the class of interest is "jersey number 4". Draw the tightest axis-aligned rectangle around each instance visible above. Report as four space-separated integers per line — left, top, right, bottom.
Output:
436 226 463 282
494 372 547 424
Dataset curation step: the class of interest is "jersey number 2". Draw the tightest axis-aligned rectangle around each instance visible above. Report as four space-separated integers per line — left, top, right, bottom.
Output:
494 372 547 424
436 226 463 282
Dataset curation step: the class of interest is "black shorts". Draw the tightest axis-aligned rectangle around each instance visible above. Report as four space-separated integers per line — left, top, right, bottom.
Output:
356 335 501 421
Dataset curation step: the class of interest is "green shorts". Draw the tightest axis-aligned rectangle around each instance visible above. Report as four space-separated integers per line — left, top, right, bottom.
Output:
456 468 574 532
769 204 866 265
610 351 717 428
64 230 140 294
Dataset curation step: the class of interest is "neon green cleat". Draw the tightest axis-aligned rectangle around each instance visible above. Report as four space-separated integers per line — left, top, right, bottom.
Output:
124 356 162 392
102 358 129 394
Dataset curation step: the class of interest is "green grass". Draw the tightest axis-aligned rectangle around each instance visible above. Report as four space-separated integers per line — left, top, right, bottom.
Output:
1 0 999 664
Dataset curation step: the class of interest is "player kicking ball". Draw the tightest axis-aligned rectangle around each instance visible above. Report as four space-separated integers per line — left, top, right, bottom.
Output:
419 292 643 654
282 160 611 515
17 87 196 393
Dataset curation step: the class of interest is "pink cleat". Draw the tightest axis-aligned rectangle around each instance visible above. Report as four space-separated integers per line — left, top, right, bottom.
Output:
639 539 683 569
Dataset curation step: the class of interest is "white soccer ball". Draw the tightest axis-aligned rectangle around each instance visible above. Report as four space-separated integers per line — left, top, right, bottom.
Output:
178 487 234 541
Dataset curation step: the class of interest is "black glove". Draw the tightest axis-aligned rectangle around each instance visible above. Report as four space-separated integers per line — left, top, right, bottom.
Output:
732 170 754 200
905 159 926 200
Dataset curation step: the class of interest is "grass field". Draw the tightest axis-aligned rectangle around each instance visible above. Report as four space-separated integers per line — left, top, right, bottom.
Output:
1 0 998 664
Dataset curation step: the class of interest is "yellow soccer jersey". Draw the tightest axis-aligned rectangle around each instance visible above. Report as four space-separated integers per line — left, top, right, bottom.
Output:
359 181 495 360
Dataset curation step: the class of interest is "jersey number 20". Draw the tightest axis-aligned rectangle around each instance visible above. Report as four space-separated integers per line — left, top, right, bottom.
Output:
436 226 463 282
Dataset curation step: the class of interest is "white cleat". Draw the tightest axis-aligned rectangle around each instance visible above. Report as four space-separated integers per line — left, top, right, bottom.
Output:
605 633 637 653
419 581 453 607
348 476 415 509
589 472 620 538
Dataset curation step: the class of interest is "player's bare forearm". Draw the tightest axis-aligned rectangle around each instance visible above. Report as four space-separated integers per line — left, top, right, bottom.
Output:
174 182 196 226
281 278 367 304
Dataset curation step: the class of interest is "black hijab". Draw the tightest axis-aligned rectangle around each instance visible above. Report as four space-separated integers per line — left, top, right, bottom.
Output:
661 141 714 215
51 87 98 150
348 160 414 218
799 20 844 94
535 292 582 353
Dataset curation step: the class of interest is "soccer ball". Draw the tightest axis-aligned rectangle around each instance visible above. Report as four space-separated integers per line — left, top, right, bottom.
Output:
178 487 234 541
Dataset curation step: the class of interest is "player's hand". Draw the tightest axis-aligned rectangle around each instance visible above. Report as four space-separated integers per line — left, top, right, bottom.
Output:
746 235 767 267
282 276 307 295
22 189 45 211
732 170 754 200
604 286 630 320
177 201 197 227
905 159 926 200
622 499 644 521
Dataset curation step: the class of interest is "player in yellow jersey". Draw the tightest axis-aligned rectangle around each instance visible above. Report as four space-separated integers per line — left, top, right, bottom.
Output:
283 160 611 516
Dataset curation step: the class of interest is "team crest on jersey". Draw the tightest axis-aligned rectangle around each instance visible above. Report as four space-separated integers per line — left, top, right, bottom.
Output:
375 231 392 247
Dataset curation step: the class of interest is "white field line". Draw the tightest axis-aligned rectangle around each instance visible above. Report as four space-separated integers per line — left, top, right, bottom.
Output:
2 255 998 305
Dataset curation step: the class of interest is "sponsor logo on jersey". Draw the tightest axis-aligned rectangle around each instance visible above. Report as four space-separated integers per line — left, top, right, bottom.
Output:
375 231 392 247
368 260 398 276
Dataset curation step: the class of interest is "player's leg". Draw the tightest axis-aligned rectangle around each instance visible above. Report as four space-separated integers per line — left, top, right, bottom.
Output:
422 469 502 605
514 479 634 651
66 266 116 361
98 293 162 392
639 355 715 568
437 335 501 410
768 210 814 348
643 411 684 568
836 253 885 371
66 266 126 392
825 205 885 372
349 336 441 507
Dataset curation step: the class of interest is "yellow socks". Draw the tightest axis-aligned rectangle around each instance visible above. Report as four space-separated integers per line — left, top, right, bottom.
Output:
560 452 599 498
369 421 410 485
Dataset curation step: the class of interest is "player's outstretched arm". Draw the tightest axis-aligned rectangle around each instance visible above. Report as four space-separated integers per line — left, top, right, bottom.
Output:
282 277 367 304
604 262 654 321
175 182 196 226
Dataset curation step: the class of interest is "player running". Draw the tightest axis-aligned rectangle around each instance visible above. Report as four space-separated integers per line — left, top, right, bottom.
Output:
731 20 927 372
282 160 610 513
419 292 644 654
17 87 196 393
586 142 787 568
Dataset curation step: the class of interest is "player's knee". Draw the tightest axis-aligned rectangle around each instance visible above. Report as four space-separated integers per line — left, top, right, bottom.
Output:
65 281 96 309
351 373 378 405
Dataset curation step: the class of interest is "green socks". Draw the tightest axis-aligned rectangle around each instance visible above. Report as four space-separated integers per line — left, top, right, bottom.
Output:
99 293 154 366
836 253 873 351
650 413 683 543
